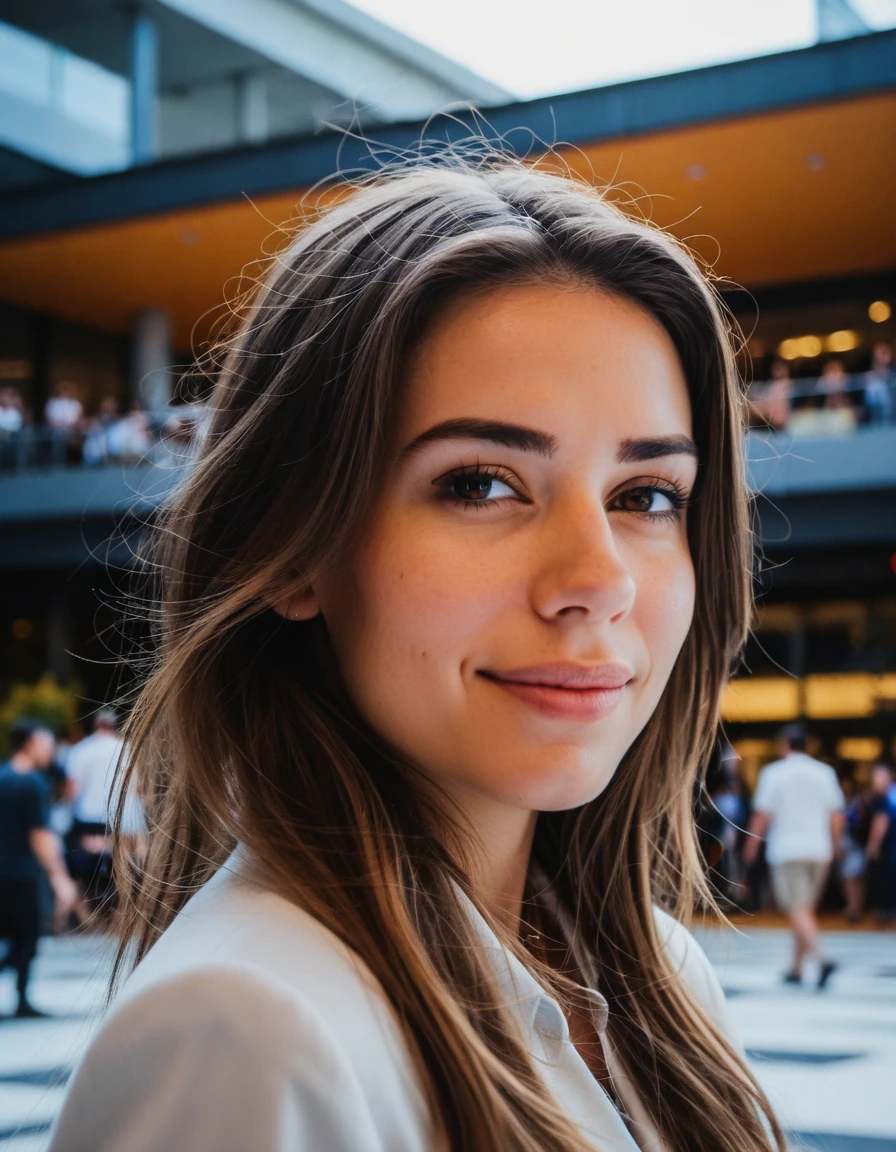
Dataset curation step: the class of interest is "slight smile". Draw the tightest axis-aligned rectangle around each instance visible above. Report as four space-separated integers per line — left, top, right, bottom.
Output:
478 663 633 722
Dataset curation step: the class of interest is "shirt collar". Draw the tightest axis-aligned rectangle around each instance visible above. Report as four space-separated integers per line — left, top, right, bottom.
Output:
230 845 608 1065
453 881 609 1065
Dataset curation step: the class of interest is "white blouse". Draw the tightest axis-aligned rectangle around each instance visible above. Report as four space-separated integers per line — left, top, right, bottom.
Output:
49 850 735 1152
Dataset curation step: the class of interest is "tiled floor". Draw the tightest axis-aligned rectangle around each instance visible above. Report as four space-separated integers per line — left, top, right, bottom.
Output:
0 934 111 1151
0 926 893 1150
695 925 896 1152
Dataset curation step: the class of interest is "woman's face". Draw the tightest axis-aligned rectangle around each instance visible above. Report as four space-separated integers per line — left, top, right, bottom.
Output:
311 284 697 817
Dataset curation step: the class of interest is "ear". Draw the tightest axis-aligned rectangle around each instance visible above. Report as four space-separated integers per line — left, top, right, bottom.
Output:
271 585 321 622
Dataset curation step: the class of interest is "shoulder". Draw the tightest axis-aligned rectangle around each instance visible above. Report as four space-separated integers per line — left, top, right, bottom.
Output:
652 906 736 1045
52 862 431 1152
809 758 844 795
751 761 780 808
756 758 784 781
52 965 385 1152
65 736 93 759
62 740 89 773
821 762 842 786
120 863 402 1043
0 767 41 793
67 736 113 767
20 771 48 800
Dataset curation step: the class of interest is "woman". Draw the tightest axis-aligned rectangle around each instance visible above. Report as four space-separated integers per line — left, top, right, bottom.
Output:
50 159 785 1151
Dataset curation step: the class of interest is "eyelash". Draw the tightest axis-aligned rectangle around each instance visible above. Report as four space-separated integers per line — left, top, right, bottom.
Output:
616 482 692 522
433 463 526 512
433 464 692 520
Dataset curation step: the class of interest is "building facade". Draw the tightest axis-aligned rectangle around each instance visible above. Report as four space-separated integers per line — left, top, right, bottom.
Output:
0 12 894 784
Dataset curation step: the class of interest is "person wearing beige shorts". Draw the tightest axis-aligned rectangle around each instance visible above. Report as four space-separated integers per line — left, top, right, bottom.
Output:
744 725 845 989
770 859 829 915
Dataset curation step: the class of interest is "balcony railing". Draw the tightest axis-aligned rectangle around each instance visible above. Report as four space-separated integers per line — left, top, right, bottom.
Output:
748 371 895 436
0 411 200 474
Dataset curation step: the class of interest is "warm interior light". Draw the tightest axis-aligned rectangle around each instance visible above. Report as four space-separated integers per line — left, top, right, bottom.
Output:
755 603 802 631
777 336 823 360
724 673 896 723
805 674 877 719
869 300 892 323
836 737 883 762
824 330 861 353
731 738 778 760
11 618 33 640
777 340 799 360
721 677 801 723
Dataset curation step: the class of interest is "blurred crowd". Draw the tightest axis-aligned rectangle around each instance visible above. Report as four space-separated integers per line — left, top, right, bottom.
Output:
0 380 202 471
0 711 141 1018
1 708 893 1015
748 339 895 434
706 731 896 926
1 340 892 474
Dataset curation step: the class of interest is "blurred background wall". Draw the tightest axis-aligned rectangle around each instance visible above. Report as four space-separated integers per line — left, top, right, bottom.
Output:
0 0 893 794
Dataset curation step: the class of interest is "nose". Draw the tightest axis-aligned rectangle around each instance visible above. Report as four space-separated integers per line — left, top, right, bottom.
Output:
529 501 635 625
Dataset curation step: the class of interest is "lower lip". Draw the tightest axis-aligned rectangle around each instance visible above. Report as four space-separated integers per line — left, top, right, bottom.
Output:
484 677 626 721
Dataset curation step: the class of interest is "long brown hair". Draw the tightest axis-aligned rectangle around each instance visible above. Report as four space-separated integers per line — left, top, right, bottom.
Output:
114 155 784 1151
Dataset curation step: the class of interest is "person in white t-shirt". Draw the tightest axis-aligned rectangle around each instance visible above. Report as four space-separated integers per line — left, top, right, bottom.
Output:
65 710 144 913
66 710 125 838
744 724 845 988
0 387 24 433
44 382 84 431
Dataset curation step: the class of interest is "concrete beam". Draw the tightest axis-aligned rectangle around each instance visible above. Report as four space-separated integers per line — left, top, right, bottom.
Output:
0 88 127 175
155 0 509 121
747 425 896 496
130 6 160 164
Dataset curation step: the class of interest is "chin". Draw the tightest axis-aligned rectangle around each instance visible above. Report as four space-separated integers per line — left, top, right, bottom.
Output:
492 749 622 813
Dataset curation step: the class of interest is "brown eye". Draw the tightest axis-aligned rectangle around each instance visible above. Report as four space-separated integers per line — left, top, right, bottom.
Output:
452 474 499 501
619 489 653 512
436 468 521 505
615 486 680 515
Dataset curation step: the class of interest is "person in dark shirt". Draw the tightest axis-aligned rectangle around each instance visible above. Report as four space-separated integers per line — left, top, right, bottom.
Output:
0 718 77 1018
867 764 896 921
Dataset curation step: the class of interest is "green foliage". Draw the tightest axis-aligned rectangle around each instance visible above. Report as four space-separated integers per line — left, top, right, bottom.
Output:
0 674 83 757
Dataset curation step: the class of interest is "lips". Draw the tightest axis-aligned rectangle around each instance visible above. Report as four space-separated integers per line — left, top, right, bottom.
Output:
478 662 632 721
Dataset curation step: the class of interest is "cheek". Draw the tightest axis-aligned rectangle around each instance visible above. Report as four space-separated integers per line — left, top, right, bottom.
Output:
633 549 696 676
320 514 503 701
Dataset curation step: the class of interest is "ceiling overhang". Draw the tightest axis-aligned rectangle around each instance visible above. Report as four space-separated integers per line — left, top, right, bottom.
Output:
0 32 892 346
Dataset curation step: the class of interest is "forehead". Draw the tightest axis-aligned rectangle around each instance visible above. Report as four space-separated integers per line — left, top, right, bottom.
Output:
400 284 692 448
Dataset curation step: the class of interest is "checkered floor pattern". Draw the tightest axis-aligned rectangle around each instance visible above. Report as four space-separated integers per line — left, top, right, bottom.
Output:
0 925 893 1150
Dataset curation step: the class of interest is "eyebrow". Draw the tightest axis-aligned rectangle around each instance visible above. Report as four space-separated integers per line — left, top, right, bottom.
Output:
617 435 699 463
400 419 698 464
399 418 557 459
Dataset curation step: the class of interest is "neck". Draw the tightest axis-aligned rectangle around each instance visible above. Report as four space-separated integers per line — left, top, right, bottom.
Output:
9 753 33 773
447 788 538 933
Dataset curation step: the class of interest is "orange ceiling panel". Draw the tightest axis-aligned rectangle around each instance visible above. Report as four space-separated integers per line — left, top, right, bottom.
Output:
569 91 896 288
0 92 892 348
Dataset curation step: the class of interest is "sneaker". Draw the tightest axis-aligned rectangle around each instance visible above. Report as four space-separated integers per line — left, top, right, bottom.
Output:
817 961 838 990
782 970 802 985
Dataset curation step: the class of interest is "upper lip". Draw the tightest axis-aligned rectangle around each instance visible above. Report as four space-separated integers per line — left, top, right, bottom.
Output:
481 662 633 689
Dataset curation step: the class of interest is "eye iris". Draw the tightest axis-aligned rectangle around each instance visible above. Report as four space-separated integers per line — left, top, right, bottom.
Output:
626 489 652 511
454 475 492 500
